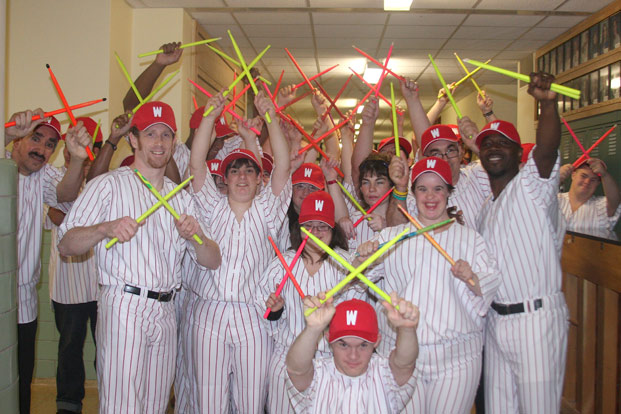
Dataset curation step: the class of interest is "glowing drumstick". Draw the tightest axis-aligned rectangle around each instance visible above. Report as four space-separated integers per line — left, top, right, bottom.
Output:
375 43 394 97
562 118 588 157
274 70 285 96
115 53 144 104
134 170 203 244
192 95 199 110
229 30 271 123
264 236 307 319
454 53 487 97
428 55 463 119
106 175 194 249
302 226 411 316
463 58 580 100
349 68 404 114
46 64 95 161
336 180 371 221
92 120 101 145
353 46 405 81
397 204 475 287
302 229 396 308
4 98 106 128
205 45 271 85
133 70 180 114
203 45 271 117
291 65 339 91
353 187 394 227
573 125 617 167
285 48 315 91
138 38 221 57
390 83 400 157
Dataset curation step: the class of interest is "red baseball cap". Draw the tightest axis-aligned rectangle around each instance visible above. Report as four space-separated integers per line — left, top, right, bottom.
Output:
411 156 453 185
328 299 378 343
206 159 223 178
448 124 461 140
132 101 177 133
189 106 205 129
220 148 261 175
75 117 103 144
35 115 62 141
262 153 274 175
521 143 535 164
421 125 459 155
215 117 236 138
299 191 335 228
475 120 521 148
377 136 413 157
120 155 134 167
292 163 325 190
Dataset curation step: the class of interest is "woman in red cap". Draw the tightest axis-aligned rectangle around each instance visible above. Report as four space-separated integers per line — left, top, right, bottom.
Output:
257 190 354 413
357 157 499 414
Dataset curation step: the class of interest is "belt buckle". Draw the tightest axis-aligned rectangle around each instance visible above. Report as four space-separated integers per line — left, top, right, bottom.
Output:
156 291 166 302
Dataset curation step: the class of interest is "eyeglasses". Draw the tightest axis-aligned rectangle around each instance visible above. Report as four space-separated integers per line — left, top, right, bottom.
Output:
428 147 459 159
303 224 332 233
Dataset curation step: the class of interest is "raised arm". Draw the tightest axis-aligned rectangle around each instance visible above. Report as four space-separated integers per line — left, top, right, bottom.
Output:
87 113 132 182
311 91 340 159
588 158 621 216
56 122 92 202
286 294 335 392
477 91 498 122
190 93 226 192
426 83 455 125
351 97 379 189
400 79 430 149
123 42 182 112
385 154 410 227
529 72 561 179
383 293 419 386
339 112 355 182
255 91 290 195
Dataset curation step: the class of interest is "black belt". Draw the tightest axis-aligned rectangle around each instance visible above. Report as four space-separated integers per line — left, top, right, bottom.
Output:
491 299 542 315
123 285 175 302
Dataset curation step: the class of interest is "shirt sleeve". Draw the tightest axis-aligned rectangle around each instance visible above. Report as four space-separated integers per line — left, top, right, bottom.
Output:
262 177 293 239
520 146 561 210
376 355 417 414
192 172 224 223
41 164 65 208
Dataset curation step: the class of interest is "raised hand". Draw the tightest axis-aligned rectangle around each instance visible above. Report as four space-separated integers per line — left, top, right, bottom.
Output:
65 121 92 161
388 153 409 191
477 92 493 114
109 112 133 142
527 71 557 102
155 42 183 66
361 97 380 124
277 84 297 108
399 79 419 102
382 292 420 329
303 292 335 330
5 108 46 141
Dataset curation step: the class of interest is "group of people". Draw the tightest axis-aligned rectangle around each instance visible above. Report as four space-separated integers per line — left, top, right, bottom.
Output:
6 41 620 414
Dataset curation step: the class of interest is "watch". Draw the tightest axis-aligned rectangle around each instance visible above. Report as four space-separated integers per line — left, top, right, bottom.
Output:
106 140 117 151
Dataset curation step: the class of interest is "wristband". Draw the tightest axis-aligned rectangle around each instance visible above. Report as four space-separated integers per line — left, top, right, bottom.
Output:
393 188 408 197
392 193 406 201
106 140 117 151
483 111 494 117
327 180 337 185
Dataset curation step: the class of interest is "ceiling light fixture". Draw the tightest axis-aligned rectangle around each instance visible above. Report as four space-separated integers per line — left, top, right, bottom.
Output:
384 0 413 11
363 64 383 84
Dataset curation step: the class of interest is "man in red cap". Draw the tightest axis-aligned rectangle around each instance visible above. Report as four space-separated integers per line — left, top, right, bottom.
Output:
58 101 221 414
5 109 92 414
187 91 291 413
475 73 569 413
286 295 419 413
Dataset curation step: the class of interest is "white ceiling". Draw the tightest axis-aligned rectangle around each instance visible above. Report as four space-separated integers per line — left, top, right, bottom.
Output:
126 0 611 136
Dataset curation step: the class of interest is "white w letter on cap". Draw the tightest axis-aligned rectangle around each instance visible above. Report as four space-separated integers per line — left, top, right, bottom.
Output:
152 106 163 118
346 310 358 326
304 168 313 178
210 162 219 170
314 200 324 211
426 158 437 168
490 122 500 130
430 128 440 138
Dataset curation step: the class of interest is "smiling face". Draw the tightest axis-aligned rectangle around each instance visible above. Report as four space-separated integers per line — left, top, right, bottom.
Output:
224 159 262 203
570 165 600 199
413 172 450 224
12 125 59 175
292 183 320 213
478 133 522 180
301 219 333 254
129 124 175 170
329 336 378 377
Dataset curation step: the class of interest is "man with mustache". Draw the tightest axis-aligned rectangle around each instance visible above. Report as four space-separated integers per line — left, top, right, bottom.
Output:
5 109 92 414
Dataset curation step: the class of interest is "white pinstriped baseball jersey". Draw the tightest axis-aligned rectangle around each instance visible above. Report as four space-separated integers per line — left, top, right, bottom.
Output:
476 151 564 303
407 161 490 229
58 167 201 291
173 141 190 179
257 248 364 354
215 135 243 160
12 153 68 323
48 224 98 304
373 223 499 355
190 174 291 301
342 180 360 217
558 192 621 234
286 354 417 414
277 215 292 253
